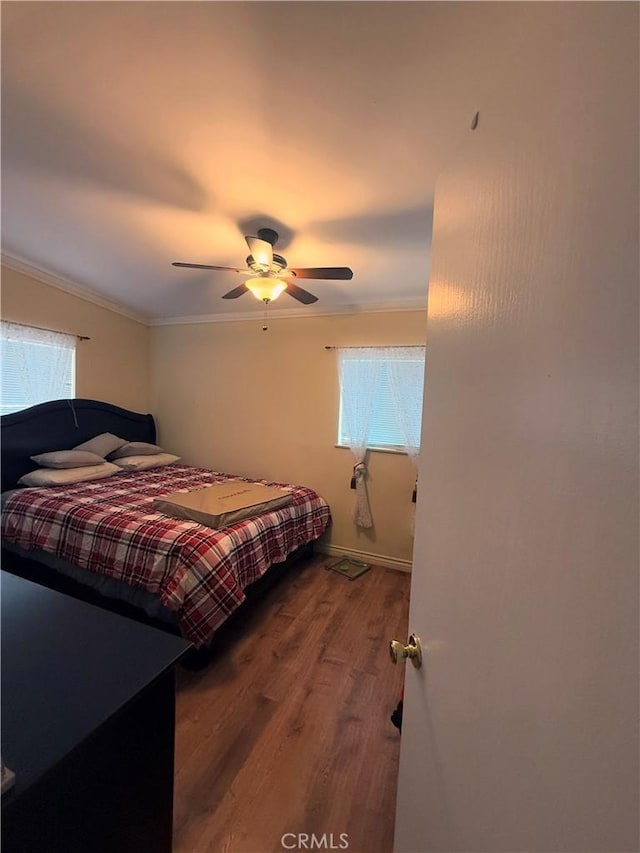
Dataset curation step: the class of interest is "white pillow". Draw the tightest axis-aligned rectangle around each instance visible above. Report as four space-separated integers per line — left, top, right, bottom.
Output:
30 450 105 469
73 432 127 458
19 462 121 487
111 453 181 472
109 441 164 459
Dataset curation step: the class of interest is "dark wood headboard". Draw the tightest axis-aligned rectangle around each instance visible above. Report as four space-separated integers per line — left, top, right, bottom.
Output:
1 399 156 492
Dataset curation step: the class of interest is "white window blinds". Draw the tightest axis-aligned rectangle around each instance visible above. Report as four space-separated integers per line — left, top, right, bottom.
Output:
337 347 425 451
0 321 76 415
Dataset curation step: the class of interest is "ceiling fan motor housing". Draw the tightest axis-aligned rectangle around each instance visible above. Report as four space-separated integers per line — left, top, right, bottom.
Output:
246 252 289 275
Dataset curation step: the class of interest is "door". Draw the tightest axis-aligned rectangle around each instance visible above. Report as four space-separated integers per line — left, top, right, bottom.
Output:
394 5 639 852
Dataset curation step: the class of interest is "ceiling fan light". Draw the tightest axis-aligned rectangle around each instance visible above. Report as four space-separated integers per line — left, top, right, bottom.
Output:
245 277 287 302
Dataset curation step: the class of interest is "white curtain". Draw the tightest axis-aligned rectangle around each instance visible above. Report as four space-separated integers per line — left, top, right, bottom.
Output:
337 348 379 528
0 321 76 414
388 346 424 467
337 345 426 529
388 346 425 526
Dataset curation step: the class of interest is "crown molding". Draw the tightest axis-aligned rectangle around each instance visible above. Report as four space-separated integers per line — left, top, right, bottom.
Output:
1 253 150 325
149 298 427 327
0 252 426 326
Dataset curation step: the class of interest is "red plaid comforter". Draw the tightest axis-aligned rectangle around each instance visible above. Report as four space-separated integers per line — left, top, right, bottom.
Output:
1 464 331 646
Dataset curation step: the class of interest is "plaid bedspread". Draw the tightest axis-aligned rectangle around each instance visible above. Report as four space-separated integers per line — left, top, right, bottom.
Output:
1 465 331 646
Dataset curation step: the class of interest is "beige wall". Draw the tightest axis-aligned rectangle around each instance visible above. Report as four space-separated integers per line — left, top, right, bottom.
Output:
1 262 426 563
1 265 150 412
151 311 427 565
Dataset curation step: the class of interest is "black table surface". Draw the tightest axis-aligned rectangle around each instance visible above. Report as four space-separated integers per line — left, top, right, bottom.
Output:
1 571 191 802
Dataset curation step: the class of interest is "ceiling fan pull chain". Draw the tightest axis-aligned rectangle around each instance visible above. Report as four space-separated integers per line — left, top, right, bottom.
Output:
262 301 269 332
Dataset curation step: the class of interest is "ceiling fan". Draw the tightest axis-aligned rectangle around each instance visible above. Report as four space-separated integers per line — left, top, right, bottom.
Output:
172 228 353 305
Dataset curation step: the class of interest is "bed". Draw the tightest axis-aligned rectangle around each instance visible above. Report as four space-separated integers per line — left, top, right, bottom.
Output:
1 399 331 648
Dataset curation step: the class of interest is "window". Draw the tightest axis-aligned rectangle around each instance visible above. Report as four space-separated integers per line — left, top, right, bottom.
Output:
337 346 425 451
0 321 76 415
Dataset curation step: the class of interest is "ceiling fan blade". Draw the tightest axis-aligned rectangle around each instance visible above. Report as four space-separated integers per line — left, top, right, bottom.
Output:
288 267 353 280
172 262 247 272
222 283 249 299
245 236 273 269
284 281 318 304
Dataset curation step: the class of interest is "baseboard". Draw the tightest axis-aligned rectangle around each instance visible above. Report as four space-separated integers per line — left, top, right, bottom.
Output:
315 543 412 573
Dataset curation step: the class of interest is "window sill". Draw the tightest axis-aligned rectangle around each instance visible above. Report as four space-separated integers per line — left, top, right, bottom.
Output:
334 444 410 456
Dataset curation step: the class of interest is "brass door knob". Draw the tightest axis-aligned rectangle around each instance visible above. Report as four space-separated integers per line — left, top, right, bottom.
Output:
389 633 422 669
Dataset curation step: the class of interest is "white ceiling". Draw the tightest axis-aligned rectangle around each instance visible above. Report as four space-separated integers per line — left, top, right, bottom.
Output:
1 2 511 323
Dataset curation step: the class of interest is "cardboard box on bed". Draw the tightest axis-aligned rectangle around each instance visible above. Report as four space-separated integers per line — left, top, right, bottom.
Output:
153 480 293 529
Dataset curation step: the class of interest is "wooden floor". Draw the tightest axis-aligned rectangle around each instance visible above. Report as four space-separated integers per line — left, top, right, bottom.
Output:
173 554 411 853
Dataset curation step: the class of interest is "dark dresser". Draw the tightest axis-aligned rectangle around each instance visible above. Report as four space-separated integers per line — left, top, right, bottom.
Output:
1 570 191 852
